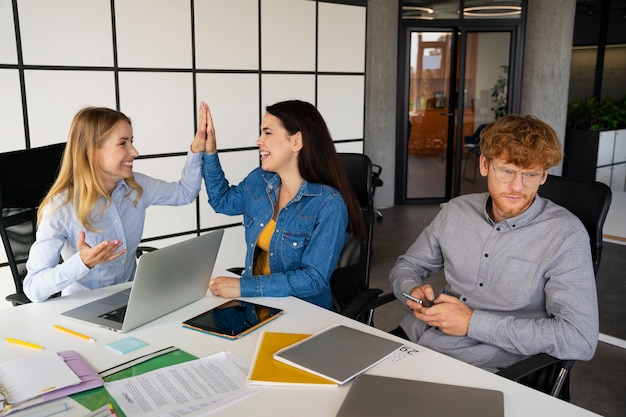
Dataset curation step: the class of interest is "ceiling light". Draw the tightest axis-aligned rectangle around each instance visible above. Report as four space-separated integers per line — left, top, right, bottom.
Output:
402 6 434 14
463 5 522 17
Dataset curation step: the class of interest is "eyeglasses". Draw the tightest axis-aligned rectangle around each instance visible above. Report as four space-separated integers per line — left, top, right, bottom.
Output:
491 161 545 188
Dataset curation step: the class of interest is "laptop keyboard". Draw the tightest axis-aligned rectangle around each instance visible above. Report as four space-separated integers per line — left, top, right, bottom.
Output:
100 305 127 323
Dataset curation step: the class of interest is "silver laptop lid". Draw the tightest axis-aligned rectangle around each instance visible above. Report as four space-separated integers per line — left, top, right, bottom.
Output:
121 229 224 332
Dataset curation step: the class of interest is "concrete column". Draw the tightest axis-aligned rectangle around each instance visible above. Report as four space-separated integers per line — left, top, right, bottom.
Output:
521 0 577 175
363 0 398 209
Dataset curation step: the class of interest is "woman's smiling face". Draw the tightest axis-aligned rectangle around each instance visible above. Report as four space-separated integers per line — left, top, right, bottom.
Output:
96 120 139 193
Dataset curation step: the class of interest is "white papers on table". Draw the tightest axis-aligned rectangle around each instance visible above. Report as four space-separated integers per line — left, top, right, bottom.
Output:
0 352 81 404
104 351 264 417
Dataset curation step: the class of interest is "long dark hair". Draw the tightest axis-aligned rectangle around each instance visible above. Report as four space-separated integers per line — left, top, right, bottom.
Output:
266 100 364 237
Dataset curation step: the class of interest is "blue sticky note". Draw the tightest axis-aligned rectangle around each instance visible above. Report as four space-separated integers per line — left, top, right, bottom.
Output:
106 336 148 354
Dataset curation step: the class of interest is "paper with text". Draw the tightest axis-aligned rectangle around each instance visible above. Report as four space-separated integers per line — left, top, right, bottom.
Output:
104 352 263 417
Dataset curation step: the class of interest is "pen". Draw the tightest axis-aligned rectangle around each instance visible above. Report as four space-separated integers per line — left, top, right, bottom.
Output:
84 404 114 417
20 401 68 417
5 337 44 349
54 325 96 342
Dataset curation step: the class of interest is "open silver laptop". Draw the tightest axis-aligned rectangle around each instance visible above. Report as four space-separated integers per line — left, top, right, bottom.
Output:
61 229 223 333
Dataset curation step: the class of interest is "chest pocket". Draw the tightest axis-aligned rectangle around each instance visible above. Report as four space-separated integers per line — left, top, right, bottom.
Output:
279 231 311 269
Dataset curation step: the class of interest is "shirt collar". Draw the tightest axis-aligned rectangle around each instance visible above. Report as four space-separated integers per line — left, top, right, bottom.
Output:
483 193 547 230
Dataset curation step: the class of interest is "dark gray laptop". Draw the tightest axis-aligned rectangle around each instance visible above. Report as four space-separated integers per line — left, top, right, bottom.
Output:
336 374 504 417
61 229 223 333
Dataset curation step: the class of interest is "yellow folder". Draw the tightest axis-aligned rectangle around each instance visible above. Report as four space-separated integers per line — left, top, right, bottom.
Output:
248 332 337 386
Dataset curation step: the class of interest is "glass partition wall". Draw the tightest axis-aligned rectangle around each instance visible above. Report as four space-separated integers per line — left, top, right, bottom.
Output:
397 0 524 203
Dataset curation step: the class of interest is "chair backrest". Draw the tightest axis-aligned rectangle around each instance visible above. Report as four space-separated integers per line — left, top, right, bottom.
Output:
0 143 66 305
330 153 376 315
538 174 612 275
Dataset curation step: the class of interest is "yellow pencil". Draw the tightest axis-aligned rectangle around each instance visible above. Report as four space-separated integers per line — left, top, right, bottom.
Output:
5 337 44 349
53 325 96 342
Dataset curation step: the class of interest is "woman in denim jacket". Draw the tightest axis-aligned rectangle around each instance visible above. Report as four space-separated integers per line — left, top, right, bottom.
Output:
198 100 363 310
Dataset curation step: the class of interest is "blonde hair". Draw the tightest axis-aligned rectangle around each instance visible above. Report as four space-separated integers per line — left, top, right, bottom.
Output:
38 107 143 231
480 114 563 169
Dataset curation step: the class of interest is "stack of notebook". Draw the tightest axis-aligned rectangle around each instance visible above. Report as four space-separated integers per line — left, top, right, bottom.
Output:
248 324 404 386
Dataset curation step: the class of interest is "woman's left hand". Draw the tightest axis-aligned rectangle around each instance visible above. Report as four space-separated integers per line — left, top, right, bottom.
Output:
208 276 241 298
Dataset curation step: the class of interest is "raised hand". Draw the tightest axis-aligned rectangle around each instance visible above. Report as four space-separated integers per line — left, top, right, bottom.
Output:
77 231 126 268
191 101 217 154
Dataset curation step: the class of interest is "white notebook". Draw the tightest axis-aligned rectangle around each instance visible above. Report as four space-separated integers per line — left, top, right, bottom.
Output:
273 325 403 385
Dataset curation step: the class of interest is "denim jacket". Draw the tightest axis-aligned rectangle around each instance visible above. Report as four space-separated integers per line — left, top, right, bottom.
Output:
202 152 348 310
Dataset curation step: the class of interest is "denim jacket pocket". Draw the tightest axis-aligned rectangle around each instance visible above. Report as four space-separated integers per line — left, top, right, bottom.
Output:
280 231 311 269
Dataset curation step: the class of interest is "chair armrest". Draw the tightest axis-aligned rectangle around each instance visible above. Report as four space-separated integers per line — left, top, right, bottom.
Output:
6 292 31 306
136 246 158 257
227 267 244 276
496 353 570 381
341 288 383 321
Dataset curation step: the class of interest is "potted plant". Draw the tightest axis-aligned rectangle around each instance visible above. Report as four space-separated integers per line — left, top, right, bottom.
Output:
490 65 508 119
564 95 626 191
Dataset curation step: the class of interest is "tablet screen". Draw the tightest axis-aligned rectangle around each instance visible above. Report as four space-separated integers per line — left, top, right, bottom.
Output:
182 299 283 339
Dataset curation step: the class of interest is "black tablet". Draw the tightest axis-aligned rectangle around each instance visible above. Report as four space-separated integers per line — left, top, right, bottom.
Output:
182 299 284 339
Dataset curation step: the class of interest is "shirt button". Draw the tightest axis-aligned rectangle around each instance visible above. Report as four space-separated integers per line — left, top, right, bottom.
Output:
479 283 484 287
269 252 274 256
462 297 467 301
260 223 264 227
484 253 489 257
292 242 297 247
496 227 501 231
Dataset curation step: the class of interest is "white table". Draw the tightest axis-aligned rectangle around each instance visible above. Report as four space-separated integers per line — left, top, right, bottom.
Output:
1 283 600 417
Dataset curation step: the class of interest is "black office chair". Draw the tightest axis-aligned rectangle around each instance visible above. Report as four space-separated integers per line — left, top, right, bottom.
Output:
371 163 384 222
496 174 612 400
330 153 393 325
0 143 66 306
462 124 487 182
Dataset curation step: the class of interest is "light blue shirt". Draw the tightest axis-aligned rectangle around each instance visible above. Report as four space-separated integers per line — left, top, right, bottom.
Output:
23 151 202 302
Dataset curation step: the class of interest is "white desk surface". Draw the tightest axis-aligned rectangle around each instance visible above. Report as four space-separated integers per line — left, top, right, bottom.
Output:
1 283 600 417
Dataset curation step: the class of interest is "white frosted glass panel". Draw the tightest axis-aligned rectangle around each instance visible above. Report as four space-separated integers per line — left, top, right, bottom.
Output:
262 0 315 71
135 156 199 239
196 73 259 149
0 70 25 152
0 0 17 64
334 141 364 154
118 72 194 155
199 150 259 229
611 164 626 192
613 129 626 164
116 0 191 68
24 70 116 147
318 3 366 73
18 0 113 66
195 0 258 70
317 75 365 140
597 131 615 166
261 74 316 111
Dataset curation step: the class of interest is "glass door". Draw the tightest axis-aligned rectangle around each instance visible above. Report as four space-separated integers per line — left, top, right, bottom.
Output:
406 31 454 200
402 29 512 202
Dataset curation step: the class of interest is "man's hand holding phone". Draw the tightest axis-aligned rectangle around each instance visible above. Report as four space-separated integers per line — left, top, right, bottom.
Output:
402 285 435 310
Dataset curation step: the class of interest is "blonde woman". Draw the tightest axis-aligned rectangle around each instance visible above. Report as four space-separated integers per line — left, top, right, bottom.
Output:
24 106 206 302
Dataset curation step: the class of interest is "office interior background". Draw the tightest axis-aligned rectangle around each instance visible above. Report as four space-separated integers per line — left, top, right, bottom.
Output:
0 0 624 404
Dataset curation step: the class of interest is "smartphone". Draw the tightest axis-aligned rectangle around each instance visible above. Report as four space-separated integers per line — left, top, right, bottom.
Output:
402 291 431 307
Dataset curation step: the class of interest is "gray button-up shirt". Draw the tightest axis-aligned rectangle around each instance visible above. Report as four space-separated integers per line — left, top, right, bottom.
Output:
389 192 598 372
